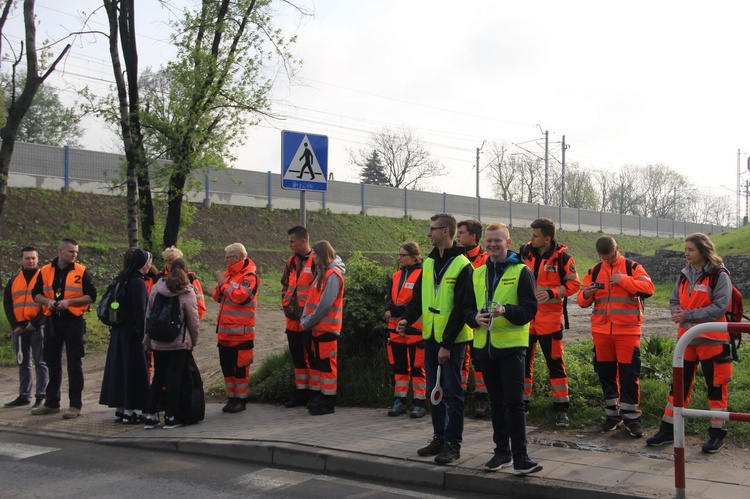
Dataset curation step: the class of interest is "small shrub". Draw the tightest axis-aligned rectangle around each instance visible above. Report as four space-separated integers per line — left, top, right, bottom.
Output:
248 350 295 403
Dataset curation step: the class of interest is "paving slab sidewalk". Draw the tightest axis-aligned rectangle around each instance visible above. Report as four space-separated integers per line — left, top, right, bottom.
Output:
3 401 749 499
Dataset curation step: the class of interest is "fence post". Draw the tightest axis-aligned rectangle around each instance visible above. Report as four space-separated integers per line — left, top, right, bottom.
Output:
537 204 541 218
266 171 272 208
443 192 447 213
478 196 481 222
600 211 603 231
558 205 563 230
62 145 70 193
509 199 513 228
657 218 659 237
404 187 408 218
323 191 326 211
577 207 581 232
360 183 365 215
203 166 211 208
639 215 642 237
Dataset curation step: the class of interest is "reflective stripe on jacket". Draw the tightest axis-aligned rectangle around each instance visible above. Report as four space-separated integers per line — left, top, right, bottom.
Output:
472 263 529 349
387 268 422 334
304 268 344 336
520 242 580 335
213 258 259 341
421 255 473 343
10 270 42 322
677 270 729 342
40 262 89 316
579 255 653 335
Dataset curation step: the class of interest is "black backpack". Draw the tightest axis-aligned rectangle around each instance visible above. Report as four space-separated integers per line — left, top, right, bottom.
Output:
146 294 185 343
178 353 205 424
97 277 128 327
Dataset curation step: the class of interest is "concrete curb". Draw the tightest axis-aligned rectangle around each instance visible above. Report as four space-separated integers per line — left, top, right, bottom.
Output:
102 436 661 499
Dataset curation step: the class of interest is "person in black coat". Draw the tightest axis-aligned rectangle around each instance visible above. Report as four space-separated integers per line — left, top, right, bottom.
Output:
99 248 152 423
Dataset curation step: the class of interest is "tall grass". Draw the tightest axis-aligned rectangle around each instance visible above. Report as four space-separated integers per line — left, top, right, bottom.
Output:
527 335 750 443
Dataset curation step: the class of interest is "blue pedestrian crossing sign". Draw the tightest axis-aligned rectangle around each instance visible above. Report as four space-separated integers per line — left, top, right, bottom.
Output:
281 130 328 191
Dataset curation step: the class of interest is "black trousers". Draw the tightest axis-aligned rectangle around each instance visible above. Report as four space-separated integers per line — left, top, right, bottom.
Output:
43 316 85 409
147 349 189 418
477 347 529 461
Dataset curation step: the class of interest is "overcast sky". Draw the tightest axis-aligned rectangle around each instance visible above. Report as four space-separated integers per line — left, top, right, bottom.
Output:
6 0 750 208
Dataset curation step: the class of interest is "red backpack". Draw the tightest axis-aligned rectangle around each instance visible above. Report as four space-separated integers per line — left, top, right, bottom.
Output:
706 268 747 361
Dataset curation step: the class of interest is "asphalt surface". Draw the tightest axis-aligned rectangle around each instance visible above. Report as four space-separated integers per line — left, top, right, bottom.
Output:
2 398 749 499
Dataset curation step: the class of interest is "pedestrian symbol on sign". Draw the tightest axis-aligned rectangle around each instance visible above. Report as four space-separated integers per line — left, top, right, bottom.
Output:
297 142 316 180
281 130 328 192
283 135 325 183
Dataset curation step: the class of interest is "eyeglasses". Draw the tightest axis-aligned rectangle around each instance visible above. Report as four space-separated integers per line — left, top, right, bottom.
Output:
224 254 238 260
429 226 448 232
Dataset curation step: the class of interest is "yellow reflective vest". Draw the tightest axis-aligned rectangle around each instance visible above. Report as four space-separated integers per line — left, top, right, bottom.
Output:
472 262 529 349
421 255 473 344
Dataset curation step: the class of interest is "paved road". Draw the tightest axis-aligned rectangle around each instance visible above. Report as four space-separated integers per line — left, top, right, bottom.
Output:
0 432 500 499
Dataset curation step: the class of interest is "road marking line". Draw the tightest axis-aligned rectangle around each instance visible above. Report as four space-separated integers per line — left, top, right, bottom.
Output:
0 442 60 460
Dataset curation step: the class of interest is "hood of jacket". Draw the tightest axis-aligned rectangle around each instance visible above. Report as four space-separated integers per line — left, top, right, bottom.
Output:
153 277 194 297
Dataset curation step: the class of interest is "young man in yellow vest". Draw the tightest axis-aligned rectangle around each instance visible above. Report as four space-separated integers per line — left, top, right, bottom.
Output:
462 223 542 475
398 213 473 465
31 238 96 419
3 246 47 408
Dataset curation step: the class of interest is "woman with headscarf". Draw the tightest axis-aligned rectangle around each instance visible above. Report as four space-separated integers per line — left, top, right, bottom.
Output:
99 248 152 423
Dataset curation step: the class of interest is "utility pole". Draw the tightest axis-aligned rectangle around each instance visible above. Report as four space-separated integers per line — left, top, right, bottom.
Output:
476 140 486 221
544 130 549 205
737 149 742 227
561 135 569 208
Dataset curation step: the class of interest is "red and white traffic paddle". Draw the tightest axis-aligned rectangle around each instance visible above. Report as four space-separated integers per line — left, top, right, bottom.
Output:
430 365 443 405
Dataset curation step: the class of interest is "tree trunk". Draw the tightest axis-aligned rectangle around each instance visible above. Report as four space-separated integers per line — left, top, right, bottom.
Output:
163 169 187 248
0 0 69 217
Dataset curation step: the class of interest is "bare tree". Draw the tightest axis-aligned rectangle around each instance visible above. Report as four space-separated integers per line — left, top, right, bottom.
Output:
563 163 599 210
607 166 643 215
639 163 691 219
0 0 71 216
518 153 543 204
485 142 517 200
349 127 446 190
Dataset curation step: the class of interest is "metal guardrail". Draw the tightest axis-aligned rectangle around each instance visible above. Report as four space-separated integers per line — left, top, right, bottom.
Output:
672 322 750 498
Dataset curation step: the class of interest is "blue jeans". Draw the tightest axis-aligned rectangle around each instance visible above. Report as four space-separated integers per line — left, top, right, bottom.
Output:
11 328 48 400
424 339 466 447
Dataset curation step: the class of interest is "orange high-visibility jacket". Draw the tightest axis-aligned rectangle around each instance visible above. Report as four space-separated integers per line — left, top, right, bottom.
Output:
520 242 580 335
387 267 423 337
304 268 344 336
39 262 89 317
281 252 315 331
577 255 654 335
10 270 42 322
213 258 259 344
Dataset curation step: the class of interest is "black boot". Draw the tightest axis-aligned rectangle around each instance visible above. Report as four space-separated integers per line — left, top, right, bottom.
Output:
306 392 322 410
227 398 247 413
222 398 236 413
284 389 309 408
309 394 335 416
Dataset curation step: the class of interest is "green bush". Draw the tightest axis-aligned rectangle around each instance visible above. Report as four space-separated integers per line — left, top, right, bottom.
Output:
527 335 750 443
248 349 295 403
340 252 391 348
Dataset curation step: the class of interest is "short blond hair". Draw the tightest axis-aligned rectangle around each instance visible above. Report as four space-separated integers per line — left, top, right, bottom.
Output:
224 242 247 258
162 246 183 261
